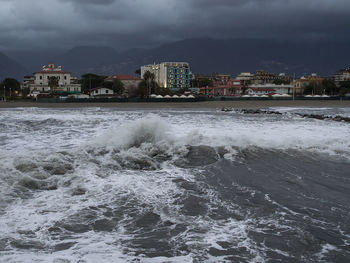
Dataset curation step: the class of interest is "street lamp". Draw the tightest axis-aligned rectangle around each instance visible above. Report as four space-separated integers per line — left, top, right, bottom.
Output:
3 85 5 102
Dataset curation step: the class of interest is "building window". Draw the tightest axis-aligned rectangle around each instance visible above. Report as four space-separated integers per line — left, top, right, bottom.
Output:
64 76 67 80
106 90 109 94
40 76 42 80
95 90 98 94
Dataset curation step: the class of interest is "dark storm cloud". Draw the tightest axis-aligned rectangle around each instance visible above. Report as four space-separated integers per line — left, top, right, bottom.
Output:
0 0 349 51
60 0 116 5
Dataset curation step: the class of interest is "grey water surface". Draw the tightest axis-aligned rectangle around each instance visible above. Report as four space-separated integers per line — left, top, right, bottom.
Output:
0 107 349 262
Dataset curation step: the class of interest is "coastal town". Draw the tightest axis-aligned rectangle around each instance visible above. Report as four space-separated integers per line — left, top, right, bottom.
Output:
1 61 350 101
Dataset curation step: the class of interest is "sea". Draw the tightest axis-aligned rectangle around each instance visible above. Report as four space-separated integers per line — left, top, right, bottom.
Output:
0 107 349 263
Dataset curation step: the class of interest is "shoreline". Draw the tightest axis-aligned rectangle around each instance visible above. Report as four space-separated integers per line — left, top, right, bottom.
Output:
1 100 350 109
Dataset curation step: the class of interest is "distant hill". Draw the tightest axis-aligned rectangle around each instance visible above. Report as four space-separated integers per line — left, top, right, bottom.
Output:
0 52 28 80
3 38 350 79
54 46 120 77
114 38 350 76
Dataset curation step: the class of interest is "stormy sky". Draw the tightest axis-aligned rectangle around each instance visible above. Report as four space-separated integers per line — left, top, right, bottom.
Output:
0 0 349 51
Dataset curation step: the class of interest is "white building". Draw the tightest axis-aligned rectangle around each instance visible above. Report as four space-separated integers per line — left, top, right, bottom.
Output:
90 87 114 97
141 62 190 90
247 87 275 95
249 83 294 95
334 68 350 83
236 72 254 81
28 63 81 94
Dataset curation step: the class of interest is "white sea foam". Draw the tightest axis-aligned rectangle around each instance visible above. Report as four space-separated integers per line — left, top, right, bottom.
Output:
1 108 349 262
270 106 350 118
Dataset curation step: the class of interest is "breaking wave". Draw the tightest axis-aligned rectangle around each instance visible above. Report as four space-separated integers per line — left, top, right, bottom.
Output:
0 109 350 262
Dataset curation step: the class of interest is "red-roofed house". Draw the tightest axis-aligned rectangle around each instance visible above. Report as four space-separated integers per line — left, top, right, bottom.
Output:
105 75 142 97
199 80 242 96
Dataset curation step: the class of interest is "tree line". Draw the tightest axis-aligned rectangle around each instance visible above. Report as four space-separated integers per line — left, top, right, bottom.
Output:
1 74 350 99
303 79 350 96
0 78 22 99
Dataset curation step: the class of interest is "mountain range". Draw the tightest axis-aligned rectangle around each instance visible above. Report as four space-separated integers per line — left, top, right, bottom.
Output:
1 38 350 81
0 52 28 80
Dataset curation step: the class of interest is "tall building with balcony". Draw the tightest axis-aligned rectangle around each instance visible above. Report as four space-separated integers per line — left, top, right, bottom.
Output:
28 63 81 94
252 70 278 84
211 73 231 84
334 68 350 85
141 62 190 90
236 72 254 82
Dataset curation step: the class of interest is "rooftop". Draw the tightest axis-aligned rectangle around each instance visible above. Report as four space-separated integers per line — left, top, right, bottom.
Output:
105 75 142 81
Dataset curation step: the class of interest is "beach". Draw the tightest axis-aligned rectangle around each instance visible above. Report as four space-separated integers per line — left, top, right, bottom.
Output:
1 100 350 109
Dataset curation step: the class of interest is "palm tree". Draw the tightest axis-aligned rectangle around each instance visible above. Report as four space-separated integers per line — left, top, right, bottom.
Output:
241 81 248 95
48 76 59 92
143 71 159 96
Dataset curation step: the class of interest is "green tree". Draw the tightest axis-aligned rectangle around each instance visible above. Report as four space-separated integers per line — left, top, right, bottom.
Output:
340 80 350 89
135 69 141 76
0 78 21 98
303 84 313 95
142 71 159 95
241 81 249 95
102 81 114 90
112 79 125 95
303 82 323 95
156 87 172 96
178 87 189 95
81 74 106 93
137 81 149 98
339 81 350 96
48 76 59 92
322 79 338 95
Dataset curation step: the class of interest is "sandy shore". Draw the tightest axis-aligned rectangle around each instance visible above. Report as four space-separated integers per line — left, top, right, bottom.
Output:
1 100 350 109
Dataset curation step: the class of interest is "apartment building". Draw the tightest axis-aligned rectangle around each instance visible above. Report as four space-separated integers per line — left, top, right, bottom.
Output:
141 62 190 90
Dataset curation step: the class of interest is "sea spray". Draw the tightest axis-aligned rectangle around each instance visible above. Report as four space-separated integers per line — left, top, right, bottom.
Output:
0 108 350 262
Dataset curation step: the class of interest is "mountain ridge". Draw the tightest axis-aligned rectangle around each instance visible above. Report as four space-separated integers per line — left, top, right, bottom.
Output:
0 52 28 80
2 38 350 80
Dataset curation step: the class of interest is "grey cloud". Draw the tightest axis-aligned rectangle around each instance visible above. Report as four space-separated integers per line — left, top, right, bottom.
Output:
60 0 116 5
0 0 349 51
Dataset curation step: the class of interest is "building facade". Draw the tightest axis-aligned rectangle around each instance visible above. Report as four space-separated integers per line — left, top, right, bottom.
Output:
141 62 190 90
199 80 242 96
105 75 142 97
249 84 294 95
236 71 292 85
90 87 114 97
334 68 350 84
293 74 324 95
211 73 231 84
28 63 81 94
252 70 278 84
246 87 275 95
236 72 254 82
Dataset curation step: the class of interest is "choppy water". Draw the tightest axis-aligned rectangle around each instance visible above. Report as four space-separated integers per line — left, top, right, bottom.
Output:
0 107 349 263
